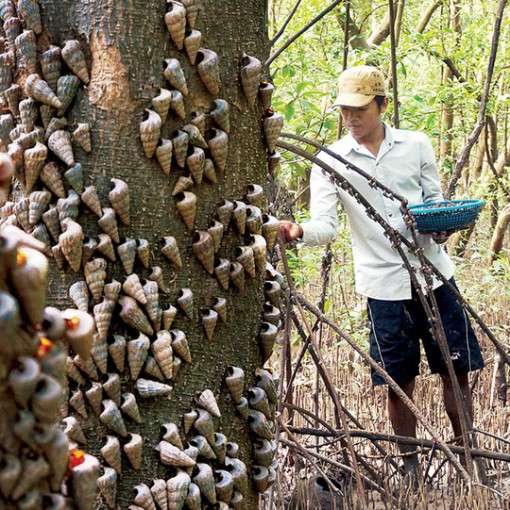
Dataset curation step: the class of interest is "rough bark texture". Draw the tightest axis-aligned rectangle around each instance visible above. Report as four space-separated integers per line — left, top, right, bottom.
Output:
36 0 271 508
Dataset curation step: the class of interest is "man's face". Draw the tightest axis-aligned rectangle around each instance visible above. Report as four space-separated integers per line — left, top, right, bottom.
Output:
339 98 388 141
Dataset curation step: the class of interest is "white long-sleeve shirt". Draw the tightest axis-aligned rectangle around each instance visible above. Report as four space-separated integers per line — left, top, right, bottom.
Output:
300 123 455 300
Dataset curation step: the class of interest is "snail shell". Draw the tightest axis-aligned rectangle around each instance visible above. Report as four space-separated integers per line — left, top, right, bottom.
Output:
176 287 194 319
0 455 22 499
142 279 161 330
253 466 270 493
121 392 142 424
155 138 173 176
17 0 42 34
69 280 89 312
246 183 264 207
183 123 208 149
156 441 195 467
48 129 74 166
61 39 89 84
225 366 244 404
127 332 151 380
24 141 47 193
264 109 284 153
194 388 221 418
162 305 178 331
73 352 98 379
124 433 143 470
136 238 150 268
248 385 273 419
40 162 65 199
249 233 267 273
62 415 87 444
161 235 182 269
104 278 122 302
184 29 202 64
161 422 183 449
40 45 62 91
11 456 50 501
201 308 218 341
163 58 188 96
84 257 107 303
144 354 165 381
230 490 244 509
192 463 216 504
117 238 137 275
81 185 103 217
109 178 130 226
182 0 200 27
57 189 80 223
152 329 174 380
97 233 116 262
169 88 186 120
133 483 156 510
225 457 248 495
253 439 276 467
85 381 103 415
262 214 280 251
196 48 221 96
19 96 38 129
101 435 122 474
165 1 186 50
3 83 21 117
108 334 126 373
213 257 230 290
246 205 263 234
64 163 85 194
148 265 168 293
123 273 147 305
31 373 63 422
8 355 40 407
150 479 168 510
91 332 108 374
167 470 191 509
0 1 15 24
215 469 234 504
240 53 262 107
212 296 227 323
183 409 198 435
210 98 230 133
66 356 86 386
0 51 13 96
73 123 92 152
175 191 197 230
15 29 37 73
56 74 80 115
171 328 192 363
29 190 51 225
216 198 234 227
172 174 193 196
207 219 223 252
140 109 161 159
152 87 172 123
203 157 217 184
259 80 275 110
235 245 256 278
229 261 245 293
26 73 63 109
171 129 189 168
208 127 228 172
97 467 117 509
185 483 201 510
186 146 205 184
255 367 279 404
136 378 173 398
192 230 214 274
100 399 128 437
102 372 121 406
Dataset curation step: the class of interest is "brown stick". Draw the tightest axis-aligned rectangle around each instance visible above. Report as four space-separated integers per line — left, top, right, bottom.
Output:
446 0 507 198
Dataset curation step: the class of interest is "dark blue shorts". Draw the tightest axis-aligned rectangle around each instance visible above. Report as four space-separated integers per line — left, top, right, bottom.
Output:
367 279 484 386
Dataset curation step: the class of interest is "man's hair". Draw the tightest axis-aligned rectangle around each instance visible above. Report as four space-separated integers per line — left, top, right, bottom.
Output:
375 95 386 108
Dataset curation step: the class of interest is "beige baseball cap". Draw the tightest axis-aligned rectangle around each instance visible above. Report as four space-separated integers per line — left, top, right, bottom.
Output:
333 65 387 108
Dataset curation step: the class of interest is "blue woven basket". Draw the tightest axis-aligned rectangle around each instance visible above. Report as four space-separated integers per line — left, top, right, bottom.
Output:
408 199 484 232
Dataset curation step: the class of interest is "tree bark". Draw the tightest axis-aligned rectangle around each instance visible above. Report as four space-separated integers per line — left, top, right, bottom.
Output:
2 1 276 508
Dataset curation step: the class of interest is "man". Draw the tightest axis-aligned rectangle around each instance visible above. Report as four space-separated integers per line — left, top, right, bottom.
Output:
279 65 484 478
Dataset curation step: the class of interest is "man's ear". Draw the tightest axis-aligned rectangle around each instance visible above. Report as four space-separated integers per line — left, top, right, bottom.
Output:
380 96 389 113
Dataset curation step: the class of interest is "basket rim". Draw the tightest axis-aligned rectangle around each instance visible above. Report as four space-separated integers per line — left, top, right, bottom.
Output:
408 199 484 215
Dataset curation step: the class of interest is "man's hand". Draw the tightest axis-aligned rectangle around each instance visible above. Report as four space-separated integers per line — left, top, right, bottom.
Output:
279 221 303 244
429 230 456 244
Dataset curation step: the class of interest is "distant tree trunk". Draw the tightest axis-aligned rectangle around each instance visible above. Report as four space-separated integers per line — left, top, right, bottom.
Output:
1 0 280 508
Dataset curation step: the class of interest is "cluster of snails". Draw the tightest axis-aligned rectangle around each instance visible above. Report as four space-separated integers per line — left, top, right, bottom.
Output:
121 388 248 510
225 366 279 494
0 227 99 510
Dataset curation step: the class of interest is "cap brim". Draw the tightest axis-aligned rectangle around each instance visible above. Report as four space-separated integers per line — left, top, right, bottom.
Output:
332 93 375 108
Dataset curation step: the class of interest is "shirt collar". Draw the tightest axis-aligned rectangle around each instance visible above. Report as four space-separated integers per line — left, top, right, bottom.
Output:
343 121 403 155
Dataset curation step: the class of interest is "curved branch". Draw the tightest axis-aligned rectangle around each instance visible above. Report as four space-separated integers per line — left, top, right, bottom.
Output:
266 0 345 68
270 0 303 47
446 0 507 198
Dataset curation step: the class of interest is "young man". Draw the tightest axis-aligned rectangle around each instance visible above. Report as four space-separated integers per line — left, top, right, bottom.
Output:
279 65 484 477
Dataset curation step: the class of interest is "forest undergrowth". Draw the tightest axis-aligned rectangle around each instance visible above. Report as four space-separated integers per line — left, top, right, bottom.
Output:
262 214 510 509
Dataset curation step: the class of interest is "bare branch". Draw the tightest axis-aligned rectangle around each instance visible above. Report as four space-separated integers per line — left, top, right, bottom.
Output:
266 0 345 68
270 0 303 47
446 0 507 198
415 0 444 33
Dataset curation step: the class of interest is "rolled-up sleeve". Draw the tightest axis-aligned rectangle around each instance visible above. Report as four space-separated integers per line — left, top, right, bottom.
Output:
300 157 339 247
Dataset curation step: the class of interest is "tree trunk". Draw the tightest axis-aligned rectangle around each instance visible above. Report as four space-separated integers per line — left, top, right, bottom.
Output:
1 0 279 508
